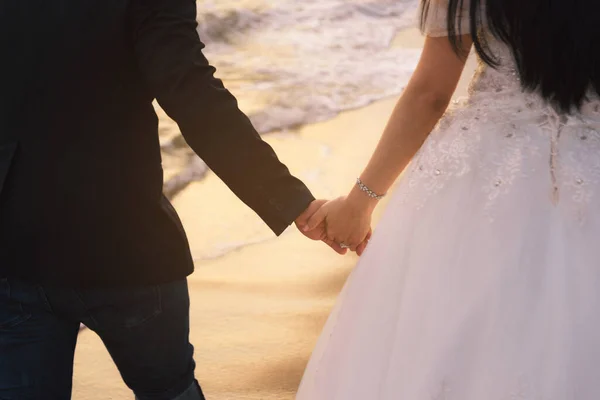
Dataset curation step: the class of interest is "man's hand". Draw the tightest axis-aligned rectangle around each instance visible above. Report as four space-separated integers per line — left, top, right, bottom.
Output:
294 200 350 255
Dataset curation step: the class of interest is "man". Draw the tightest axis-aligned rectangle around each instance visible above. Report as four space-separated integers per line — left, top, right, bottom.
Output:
0 1 350 399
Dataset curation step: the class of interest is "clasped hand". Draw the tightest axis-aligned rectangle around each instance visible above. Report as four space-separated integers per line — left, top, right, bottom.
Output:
295 196 375 256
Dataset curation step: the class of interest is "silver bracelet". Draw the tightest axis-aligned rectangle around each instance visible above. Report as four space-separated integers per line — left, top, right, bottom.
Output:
356 178 385 200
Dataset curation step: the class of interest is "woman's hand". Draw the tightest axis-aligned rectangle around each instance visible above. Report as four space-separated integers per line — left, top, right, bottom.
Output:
303 190 377 255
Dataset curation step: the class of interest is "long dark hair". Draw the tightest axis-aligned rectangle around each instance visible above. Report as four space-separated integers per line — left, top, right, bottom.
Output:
420 0 600 112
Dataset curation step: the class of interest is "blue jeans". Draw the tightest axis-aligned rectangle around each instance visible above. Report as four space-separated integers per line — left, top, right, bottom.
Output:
0 278 205 400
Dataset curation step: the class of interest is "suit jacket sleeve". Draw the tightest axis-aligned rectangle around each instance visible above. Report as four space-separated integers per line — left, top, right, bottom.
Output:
129 0 315 235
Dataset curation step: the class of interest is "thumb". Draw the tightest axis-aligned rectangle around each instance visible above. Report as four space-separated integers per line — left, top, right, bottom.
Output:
295 199 325 227
304 203 328 232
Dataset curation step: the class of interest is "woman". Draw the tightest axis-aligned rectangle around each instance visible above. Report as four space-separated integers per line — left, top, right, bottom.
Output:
296 0 600 398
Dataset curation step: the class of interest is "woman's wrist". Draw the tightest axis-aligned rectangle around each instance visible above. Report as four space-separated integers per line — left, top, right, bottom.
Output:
347 184 380 212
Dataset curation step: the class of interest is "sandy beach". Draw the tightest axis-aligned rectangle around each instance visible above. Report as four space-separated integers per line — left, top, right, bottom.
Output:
71 28 477 400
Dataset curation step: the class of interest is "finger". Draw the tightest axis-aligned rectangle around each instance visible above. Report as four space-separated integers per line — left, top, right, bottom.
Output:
345 229 371 253
304 205 328 232
336 235 359 252
329 242 348 255
319 228 328 241
295 199 326 227
356 229 373 256
346 235 366 252
323 237 347 255
356 244 365 256
356 240 369 256
329 235 353 255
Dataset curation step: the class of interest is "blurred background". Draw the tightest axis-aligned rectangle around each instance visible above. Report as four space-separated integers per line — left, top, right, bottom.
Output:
72 1 475 399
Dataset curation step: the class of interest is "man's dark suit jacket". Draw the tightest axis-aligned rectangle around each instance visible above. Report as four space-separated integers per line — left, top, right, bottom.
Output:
0 0 314 286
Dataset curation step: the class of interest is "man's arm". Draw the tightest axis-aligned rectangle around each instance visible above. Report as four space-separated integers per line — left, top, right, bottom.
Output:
129 0 314 235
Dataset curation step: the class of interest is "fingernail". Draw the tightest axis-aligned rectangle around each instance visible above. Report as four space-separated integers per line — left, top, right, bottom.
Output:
302 225 309 232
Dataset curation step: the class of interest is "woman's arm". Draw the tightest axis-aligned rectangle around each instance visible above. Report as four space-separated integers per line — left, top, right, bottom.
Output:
306 34 473 251
353 34 472 204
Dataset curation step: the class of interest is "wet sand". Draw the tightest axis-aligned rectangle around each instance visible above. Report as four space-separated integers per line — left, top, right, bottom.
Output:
72 28 477 399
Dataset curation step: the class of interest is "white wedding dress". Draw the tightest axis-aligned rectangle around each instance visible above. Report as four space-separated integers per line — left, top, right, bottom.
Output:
296 2 600 399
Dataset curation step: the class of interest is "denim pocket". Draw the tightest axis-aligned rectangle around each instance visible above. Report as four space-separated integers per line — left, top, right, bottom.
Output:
0 279 32 330
82 285 163 330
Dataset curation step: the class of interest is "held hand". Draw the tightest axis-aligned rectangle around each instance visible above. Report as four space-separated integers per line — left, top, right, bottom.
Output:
304 193 375 255
295 200 348 255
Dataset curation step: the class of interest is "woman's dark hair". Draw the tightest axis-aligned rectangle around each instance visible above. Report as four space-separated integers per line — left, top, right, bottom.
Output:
420 0 600 112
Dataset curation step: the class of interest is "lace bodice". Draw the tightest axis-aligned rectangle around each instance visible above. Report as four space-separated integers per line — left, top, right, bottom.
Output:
405 0 600 223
